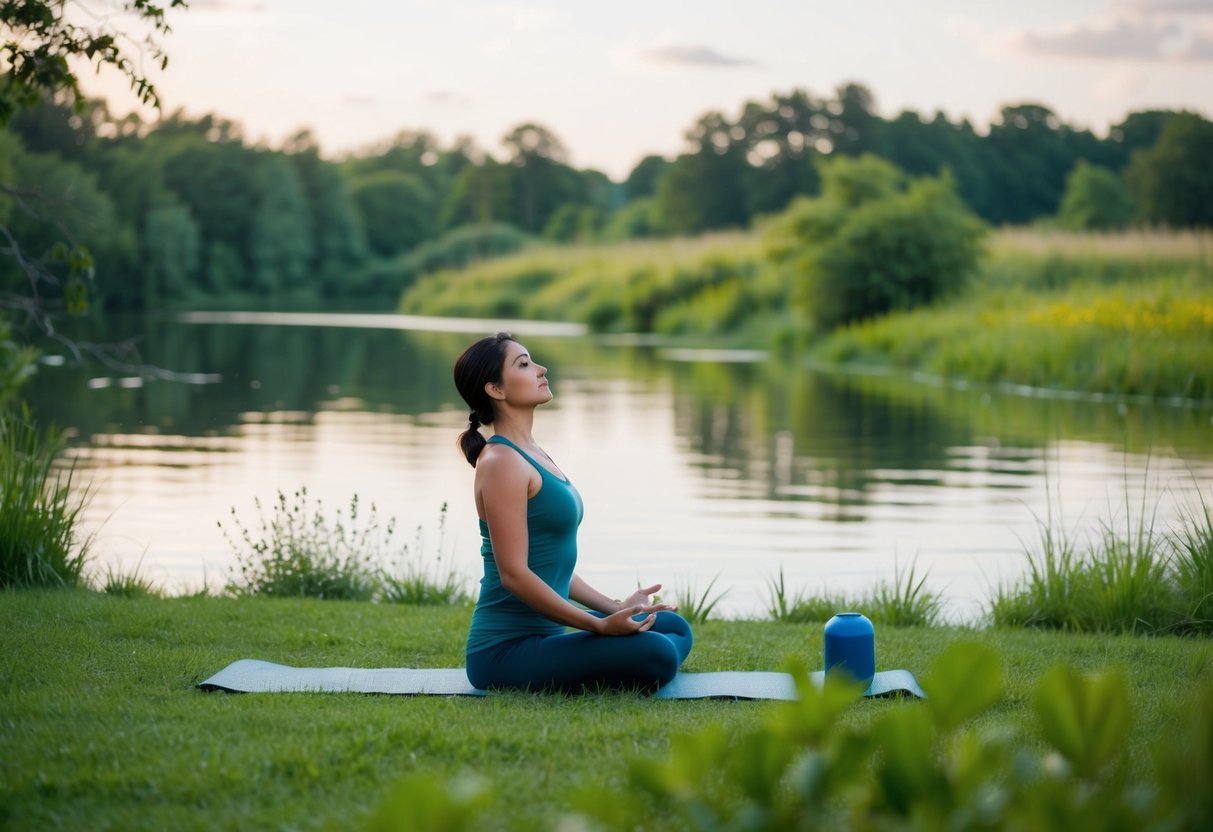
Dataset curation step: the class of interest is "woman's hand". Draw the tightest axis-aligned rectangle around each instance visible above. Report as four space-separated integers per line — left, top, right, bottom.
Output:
595 604 670 635
621 583 677 611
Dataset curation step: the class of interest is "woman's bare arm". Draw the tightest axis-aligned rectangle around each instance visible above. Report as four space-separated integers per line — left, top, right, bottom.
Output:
477 449 661 635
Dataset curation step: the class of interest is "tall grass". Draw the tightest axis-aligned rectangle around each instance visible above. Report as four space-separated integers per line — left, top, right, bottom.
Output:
765 559 943 627
990 488 1213 635
671 572 728 623
0 407 91 588
98 556 161 599
380 503 471 606
1170 492 1213 633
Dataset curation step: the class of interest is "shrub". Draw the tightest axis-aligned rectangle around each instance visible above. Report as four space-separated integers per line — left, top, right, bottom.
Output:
802 176 987 331
222 488 382 600
0 406 91 588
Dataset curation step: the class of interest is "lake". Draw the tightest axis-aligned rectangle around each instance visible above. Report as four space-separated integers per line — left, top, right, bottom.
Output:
23 312 1213 622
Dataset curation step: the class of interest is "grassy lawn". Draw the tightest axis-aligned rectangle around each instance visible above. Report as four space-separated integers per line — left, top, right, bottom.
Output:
2 590 1210 830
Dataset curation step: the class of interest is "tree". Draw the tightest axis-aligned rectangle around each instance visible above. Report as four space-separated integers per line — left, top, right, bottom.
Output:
499 122 587 234
1 0 188 404
348 170 435 257
0 0 187 124
249 153 313 297
142 194 200 303
1108 110 1182 169
285 131 368 296
623 155 671 201
1125 113 1213 228
984 104 1080 224
1056 161 1134 230
654 112 749 234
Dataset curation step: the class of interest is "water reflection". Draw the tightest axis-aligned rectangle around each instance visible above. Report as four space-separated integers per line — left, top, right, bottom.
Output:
21 313 1213 621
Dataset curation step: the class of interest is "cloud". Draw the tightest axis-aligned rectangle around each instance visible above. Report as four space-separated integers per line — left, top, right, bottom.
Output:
1123 0 1213 15
422 90 472 106
636 44 759 68
1019 8 1213 61
188 0 268 11
494 3 558 32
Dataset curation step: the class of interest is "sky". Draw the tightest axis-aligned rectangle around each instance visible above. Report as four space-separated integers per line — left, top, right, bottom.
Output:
82 0 1213 180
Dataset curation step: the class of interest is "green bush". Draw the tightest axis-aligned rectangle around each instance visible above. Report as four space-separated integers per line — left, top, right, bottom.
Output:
802 176 987 331
0 406 91 588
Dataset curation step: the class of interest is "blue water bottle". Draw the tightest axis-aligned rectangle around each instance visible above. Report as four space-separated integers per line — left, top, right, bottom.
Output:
823 612 875 689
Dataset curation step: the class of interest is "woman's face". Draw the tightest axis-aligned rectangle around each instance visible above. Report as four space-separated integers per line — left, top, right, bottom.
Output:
491 340 552 408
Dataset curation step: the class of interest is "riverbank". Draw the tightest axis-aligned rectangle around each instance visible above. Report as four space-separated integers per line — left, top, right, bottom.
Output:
399 228 1213 403
3 590 1210 830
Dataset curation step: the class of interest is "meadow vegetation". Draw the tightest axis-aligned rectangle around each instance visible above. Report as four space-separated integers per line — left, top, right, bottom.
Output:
399 176 1213 403
2 590 1211 831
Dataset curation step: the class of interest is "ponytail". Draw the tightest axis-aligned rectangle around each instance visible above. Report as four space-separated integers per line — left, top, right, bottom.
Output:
458 410 488 467
452 333 514 468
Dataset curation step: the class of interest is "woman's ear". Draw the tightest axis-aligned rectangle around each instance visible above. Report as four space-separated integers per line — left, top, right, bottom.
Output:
484 380 505 402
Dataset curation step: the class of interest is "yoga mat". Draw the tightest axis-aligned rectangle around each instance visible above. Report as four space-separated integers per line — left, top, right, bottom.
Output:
197 660 925 699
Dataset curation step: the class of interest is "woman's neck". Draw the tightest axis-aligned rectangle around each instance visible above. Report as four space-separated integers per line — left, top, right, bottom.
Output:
491 407 536 446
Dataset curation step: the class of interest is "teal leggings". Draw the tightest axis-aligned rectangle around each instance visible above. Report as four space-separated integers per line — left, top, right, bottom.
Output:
466 611 694 693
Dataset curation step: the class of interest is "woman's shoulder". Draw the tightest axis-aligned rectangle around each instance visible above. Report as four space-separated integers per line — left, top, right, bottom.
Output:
476 441 531 479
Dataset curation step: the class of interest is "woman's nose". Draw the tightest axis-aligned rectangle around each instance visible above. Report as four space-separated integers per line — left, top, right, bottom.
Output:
537 364 548 376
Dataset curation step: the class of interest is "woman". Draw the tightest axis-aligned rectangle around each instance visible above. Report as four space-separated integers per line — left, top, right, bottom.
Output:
454 332 693 692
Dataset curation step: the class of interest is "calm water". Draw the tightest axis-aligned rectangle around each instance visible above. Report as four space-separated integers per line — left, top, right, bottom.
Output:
24 312 1213 621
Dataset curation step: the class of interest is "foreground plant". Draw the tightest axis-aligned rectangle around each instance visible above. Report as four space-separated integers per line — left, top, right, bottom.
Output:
364 644 1213 831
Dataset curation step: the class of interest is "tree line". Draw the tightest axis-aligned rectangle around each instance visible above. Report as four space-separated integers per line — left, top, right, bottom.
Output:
2 82 1210 311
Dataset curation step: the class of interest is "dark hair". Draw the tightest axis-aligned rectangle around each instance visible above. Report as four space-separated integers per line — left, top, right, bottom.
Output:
453 332 515 467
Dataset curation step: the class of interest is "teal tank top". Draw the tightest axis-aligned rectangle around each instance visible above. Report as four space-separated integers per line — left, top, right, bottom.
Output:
466 435 584 654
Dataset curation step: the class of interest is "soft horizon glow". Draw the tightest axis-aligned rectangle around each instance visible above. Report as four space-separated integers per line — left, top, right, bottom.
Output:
78 0 1213 179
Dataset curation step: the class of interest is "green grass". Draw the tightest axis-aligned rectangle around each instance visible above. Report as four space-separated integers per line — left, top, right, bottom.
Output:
2 590 1210 830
